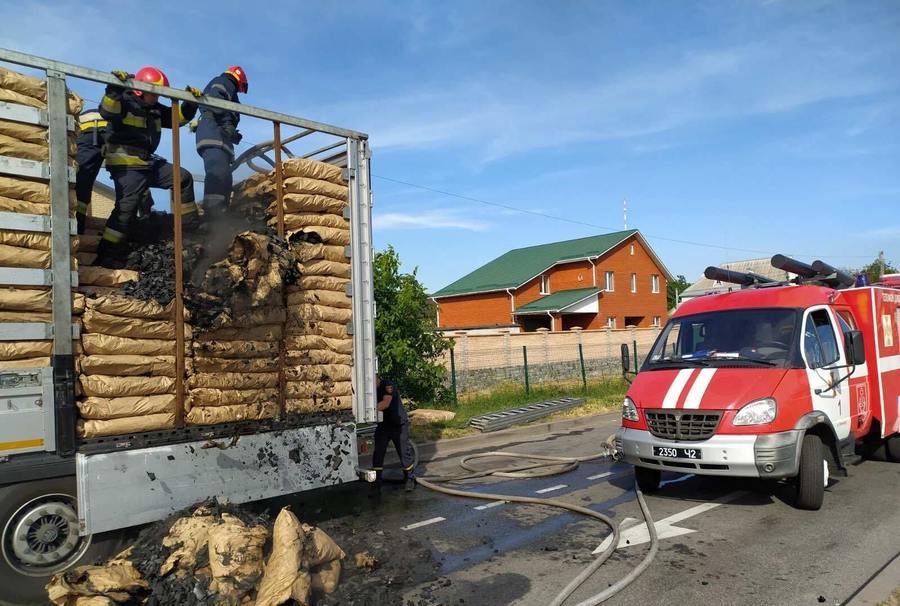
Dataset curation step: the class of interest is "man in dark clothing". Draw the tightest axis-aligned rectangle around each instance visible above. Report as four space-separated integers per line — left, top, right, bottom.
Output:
74 109 106 235
74 109 151 235
95 66 200 268
195 66 247 216
371 376 416 495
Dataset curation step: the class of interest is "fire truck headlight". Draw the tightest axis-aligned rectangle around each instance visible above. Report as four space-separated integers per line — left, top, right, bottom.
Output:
622 396 640 422
733 398 777 426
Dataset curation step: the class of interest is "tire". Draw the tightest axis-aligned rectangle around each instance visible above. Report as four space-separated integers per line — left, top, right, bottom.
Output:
634 466 661 492
868 435 900 462
0 477 127 606
794 434 826 511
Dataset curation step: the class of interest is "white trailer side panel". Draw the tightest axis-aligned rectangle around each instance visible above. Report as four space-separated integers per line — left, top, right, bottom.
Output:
76 424 358 535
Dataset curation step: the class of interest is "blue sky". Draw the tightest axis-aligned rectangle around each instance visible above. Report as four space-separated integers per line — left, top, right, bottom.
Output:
1 0 898 291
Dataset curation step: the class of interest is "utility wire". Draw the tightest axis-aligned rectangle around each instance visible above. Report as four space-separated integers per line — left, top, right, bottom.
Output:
372 174 874 260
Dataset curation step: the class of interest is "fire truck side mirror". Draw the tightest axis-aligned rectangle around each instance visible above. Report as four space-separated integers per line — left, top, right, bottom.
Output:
844 330 866 365
621 343 631 375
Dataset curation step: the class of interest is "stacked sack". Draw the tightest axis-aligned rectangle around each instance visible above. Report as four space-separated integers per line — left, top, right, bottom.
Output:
0 67 83 370
186 232 290 425
77 295 188 438
241 157 354 415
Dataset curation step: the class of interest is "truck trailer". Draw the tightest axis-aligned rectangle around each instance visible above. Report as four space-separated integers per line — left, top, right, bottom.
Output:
616 255 900 510
0 49 377 604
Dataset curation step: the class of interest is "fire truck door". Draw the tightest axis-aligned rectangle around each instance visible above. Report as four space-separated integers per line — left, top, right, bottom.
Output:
801 307 852 440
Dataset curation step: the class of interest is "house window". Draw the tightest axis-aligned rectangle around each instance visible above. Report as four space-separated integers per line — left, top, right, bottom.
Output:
651 274 660 294
607 316 617 329
605 271 615 291
652 316 661 327
540 274 550 295
630 273 637 293
630 243 635 256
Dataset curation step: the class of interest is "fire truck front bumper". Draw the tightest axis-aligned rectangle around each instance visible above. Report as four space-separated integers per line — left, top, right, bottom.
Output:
614 428 803 479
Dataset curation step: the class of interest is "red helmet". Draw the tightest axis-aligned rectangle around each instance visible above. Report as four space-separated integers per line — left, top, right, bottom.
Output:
133 66 169 97
225 65 248 93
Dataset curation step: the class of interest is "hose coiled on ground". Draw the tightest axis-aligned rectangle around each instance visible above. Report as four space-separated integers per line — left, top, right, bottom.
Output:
416 448 658 605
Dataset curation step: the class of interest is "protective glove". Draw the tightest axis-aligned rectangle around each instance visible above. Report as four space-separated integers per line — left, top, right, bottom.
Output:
111 70 132 82
231 130 243 145
188 119 199 133
185 85 203 98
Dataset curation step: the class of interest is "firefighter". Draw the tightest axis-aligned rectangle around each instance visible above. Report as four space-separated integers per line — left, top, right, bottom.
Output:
74 109 152 235
195 66 248 216
371 375 416 496
74 108 106 235
95 67 202 268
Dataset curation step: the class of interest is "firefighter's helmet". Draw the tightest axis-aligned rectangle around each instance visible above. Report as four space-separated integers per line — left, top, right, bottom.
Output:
133 66 169 96
225 66 248 94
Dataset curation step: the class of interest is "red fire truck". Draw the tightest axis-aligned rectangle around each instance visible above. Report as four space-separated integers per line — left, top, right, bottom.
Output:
615 255 900 509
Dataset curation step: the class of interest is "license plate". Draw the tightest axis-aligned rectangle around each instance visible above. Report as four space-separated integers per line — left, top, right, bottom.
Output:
653 446 702 460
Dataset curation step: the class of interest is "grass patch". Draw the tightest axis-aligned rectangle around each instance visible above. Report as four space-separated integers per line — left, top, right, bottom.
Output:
878 587 900 606
409 379 627 443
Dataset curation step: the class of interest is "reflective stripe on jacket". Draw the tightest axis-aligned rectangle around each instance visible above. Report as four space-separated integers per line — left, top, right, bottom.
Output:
195 73 240 156
77 109 108 148
99 85 197 167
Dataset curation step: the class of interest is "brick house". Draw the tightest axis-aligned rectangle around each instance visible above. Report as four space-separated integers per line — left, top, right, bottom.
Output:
432 229 672 332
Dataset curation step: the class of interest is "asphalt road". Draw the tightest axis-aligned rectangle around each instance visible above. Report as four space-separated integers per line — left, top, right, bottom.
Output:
280 412 900 606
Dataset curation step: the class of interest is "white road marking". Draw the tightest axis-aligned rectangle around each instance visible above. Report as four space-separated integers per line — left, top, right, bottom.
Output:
587 472 613 480
535 484 567 494
662 369 694 408
593 490 747 553
682 368 716 409
402 517 446 531
474 500 506 510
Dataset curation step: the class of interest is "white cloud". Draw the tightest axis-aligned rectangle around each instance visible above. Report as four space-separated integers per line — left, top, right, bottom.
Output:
314 32 892 163
374 209 488 231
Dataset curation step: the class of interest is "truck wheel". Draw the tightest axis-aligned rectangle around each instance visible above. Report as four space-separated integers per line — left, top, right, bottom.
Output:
794 434 826 511
634 466 661 492
868 435 900 462
0 477 125 606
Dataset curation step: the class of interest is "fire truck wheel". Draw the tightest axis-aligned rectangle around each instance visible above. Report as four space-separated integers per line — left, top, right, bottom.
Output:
869 435 900 462
0 477 127 606
635 466 661 492
794 434 825 510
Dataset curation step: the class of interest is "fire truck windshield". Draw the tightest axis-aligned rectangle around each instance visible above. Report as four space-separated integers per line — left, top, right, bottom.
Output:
647 308 800 369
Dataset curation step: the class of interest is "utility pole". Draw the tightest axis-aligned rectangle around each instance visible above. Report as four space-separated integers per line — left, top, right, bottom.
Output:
879 250 885 281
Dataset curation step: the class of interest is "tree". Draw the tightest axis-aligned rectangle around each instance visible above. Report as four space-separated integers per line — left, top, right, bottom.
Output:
856 255 897 284
667 274 690 309
373 246 452 405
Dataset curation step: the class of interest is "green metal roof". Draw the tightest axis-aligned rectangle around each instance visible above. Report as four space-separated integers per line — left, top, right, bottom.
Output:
433 230 639 297
514 287 601 314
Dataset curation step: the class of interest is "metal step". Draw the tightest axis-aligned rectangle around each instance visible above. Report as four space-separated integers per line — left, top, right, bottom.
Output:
468 396 586 432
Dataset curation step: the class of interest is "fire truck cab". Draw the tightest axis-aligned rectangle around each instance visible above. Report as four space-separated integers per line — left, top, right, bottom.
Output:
615 256 900 510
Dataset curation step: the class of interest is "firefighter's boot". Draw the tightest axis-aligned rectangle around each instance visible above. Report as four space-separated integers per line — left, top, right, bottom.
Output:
95 238 129 269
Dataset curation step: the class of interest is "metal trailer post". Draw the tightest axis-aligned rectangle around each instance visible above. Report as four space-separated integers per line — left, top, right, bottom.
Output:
46 70 77 454
170 105 186 428
273 123 286 420
347 138 377 423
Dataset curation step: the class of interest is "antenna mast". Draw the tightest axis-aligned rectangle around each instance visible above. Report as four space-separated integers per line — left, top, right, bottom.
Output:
623 198 628 230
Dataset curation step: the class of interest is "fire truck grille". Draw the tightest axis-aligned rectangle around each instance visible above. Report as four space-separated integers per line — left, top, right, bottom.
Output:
645 410 722 441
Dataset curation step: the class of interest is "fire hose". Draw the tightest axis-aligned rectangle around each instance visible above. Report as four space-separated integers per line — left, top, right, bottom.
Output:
415 448 659 606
